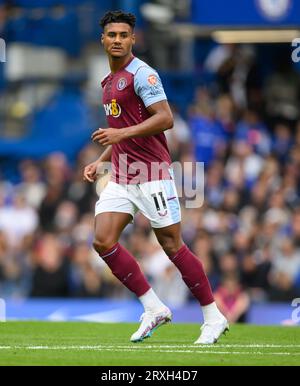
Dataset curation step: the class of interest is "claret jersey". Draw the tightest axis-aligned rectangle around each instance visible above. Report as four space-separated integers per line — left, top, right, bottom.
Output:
101 56 172 184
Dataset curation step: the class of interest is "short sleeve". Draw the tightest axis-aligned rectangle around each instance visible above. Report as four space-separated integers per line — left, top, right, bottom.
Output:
134 66 167 108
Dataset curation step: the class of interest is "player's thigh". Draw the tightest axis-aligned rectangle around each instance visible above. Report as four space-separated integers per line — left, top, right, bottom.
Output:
94 212 132 248
94 181 136 248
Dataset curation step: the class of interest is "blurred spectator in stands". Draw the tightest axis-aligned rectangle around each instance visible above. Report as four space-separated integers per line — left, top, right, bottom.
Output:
257 156 281 194
155 264 189 307
39 152 71 231
222 187 241 214
291 209 300 247
205 160 225 209
30 233 70 297
142 232 171 283
266 189 291 227
238 205 257 234
189 89 227 167
44 152 71 187
67 167 95 215
225 140 263 189
268 238 300 301
235 109 271 156
282 169 299 208
17 160 46 209
250 178 268 213
242 245 272 301
218 251 239 277
260 217 280 251
69 144 102 214
180 206 202 245
127 228 150 260
214 94 236 141
232 229 252 262
164 104 191 160
39 183 65 232
52 200 79 256
214 275 250 323
69 242 105 297
209 211 236 257
0 191 38 251
72 212 94 245
54 200 78 234
272 123 293 163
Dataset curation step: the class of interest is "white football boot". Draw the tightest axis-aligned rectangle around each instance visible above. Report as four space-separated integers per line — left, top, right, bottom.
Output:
130 307 172 343
194 317 229 345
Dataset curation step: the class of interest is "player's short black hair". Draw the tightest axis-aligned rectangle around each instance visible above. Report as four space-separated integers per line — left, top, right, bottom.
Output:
100 10 136 30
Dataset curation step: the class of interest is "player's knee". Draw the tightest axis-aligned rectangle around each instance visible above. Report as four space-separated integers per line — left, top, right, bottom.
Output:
93 236 117 255
159 239 182 257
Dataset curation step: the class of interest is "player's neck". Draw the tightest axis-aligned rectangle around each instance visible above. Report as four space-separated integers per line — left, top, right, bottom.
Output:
109 53 134 74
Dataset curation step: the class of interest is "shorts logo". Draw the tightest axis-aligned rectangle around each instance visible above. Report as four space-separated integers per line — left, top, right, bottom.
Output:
117 77 127 91
148 75 158 86
103 99 122 118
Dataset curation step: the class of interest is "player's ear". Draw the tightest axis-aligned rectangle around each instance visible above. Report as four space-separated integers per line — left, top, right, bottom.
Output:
101 33 104 45
132 33 136 45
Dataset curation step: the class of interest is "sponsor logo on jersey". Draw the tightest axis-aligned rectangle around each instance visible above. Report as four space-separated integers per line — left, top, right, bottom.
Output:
103 99 122 118
148 74 158 86
117 77 127 91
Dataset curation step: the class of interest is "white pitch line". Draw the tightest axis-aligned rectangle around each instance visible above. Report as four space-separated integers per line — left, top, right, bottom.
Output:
98 349 295 356
0 345 299 356
112 344 300 349
94 344 300 351
1 344 300 349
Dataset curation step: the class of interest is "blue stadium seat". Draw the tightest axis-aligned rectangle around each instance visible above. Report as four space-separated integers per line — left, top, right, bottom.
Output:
0 89 95 162
13 0 82 8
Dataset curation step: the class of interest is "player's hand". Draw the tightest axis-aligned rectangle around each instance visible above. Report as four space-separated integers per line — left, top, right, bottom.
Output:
83 160 99 183
91 128 125 146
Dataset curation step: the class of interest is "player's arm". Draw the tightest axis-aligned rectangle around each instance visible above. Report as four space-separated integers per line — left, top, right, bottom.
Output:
97 144 112 163
83 145 112 182
122 100 174 138
130 67 174 137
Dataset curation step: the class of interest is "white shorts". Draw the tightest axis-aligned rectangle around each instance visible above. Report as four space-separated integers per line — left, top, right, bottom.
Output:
95 178 181 229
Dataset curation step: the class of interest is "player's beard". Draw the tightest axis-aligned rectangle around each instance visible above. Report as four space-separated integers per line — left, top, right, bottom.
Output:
110 51 130 60
111 54 124 59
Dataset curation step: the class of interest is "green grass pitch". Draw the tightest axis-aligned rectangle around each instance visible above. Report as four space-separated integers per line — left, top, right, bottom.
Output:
0 322 299 366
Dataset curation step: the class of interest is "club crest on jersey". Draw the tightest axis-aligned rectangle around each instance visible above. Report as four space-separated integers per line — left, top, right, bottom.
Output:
103 99 122 118
117 77 127 91
148 74 158 86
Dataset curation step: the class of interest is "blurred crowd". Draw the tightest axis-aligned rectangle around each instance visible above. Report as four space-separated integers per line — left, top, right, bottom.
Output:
1 42 300 324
